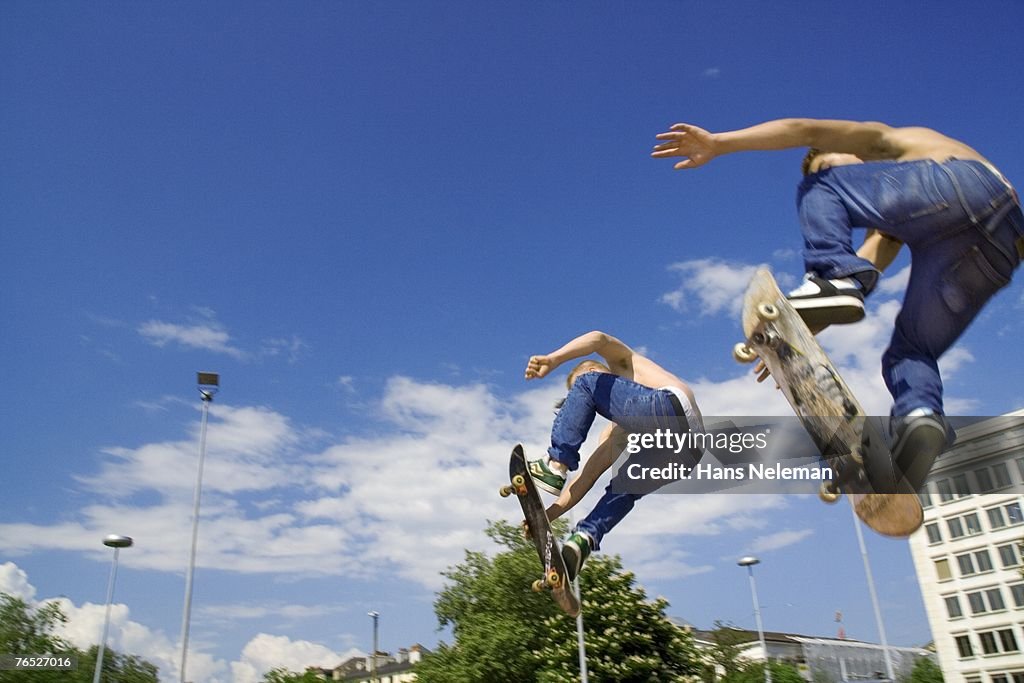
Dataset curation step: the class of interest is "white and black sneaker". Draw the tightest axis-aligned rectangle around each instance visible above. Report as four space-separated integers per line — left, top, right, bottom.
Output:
786 274 865 328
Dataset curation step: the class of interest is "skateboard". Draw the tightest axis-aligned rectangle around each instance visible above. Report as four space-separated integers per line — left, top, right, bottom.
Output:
499 444 581 617
734 268 923 537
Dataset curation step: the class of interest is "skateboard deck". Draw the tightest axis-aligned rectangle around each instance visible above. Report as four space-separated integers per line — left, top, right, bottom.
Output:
500 444 581 616
735 268 923 537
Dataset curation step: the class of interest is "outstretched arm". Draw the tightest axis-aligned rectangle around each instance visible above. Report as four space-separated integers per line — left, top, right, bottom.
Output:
525 330 633 380
651 119 898 169
545 424 627 522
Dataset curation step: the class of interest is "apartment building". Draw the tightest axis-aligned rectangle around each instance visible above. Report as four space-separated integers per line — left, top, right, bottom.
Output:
909 410 1024 683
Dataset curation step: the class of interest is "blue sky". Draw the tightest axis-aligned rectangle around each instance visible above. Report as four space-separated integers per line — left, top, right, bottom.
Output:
3 1 1024 681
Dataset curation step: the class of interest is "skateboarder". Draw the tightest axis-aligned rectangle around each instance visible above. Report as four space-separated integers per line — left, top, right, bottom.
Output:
652 117 1022 489
524 330 705 579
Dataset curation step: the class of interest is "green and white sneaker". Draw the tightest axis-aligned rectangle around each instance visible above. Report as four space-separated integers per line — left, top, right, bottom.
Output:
562 532 592 582
527 456 566 495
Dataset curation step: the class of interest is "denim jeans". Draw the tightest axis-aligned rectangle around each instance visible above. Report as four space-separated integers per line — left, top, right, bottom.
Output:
549 371 699 550
798 159 1022 416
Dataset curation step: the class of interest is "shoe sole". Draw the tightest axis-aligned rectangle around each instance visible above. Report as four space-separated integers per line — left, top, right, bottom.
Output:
562 545 581 582
531 477 564 496
894 421 948 491
789 295 866 327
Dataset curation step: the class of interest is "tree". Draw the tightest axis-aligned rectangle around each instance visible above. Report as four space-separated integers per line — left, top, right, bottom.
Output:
415 520 700 682
0 593 158 683
261 667 326 683
725 661 805 683
902 656 943 683
704 621 749 679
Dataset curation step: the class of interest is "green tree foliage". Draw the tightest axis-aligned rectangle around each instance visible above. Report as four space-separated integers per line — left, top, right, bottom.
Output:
704 621 748 679
724 660 805 683
415 520 700 682
261 667 326 683
0 593 158 683
902 656 944 683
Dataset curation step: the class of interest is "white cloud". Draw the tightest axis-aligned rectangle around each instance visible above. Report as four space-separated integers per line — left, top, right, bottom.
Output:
138 320 246 359
0 562 36 600
748 528 814 554
702 67 721 79
661 258 765 317
231 634 358 683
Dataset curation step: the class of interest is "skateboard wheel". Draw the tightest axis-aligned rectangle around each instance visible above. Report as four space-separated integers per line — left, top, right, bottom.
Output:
532 579 545 593
499 485 513 498
733 342 757 364
757 303 780 321
751 332 766 346
512 474 526 487
819 481 841 504
546 570 561 588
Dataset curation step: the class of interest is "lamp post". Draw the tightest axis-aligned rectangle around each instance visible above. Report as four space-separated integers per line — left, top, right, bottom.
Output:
179 372 218 683
850 505 896 681
738 556 772 683
367 611 379 683
94 535 133 683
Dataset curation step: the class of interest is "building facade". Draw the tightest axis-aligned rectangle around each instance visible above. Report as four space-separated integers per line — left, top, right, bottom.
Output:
909 410 1024 683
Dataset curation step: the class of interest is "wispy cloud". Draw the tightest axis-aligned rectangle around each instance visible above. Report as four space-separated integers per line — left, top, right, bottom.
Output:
749 528 814 554
138 320 247 359
702 67 722 79
661 258 765 317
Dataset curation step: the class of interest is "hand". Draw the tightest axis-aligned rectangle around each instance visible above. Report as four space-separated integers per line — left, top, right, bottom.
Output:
651 123 718 169
525 354 557 380
753 360 780 390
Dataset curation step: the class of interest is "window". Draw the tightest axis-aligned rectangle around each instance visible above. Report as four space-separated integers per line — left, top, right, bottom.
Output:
938 479 954 502
981 631 999 655
920 490 933 509
955 634 974 657
926 523 942 544
945 595 963 618
954 473 971 497
964 513 982 535
976 549 994 573
977 467 995 493
936 558 952 581
948 518 965 539
994 676 1010 683
987 588 1006 611
1016 455 1024 481
993 463 1012 489
978 629 1020 655
1000 544 1020 568
958 553 977 576
1011 584 1024 608
1008 502 1023 525
968 591 986 614
990 506 1009 529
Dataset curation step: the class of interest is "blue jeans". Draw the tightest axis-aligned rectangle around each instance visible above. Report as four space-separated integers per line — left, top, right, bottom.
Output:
798 159 1022 416
549 371 698 550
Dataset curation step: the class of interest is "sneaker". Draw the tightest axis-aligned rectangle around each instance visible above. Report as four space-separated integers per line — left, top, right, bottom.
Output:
527 456 566 495
561 532 592 582
891 411 951 491
786 274 865 328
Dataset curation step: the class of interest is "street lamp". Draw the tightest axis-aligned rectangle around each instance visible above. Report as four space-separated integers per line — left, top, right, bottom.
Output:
737 556 772 683
179 372 218 683
94 535 133 683
849 506 896 681
367 611 379 683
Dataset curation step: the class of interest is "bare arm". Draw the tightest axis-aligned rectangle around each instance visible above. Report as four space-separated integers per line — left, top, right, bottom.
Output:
545 424 627 522
525 330 633 380
857 229 903 272
651 119 898 169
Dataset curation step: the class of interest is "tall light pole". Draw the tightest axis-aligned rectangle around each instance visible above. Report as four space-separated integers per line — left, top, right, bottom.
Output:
367 611 379 683
179 372 218 683
850 506 896 681
738 556 772 683
94 535 133 683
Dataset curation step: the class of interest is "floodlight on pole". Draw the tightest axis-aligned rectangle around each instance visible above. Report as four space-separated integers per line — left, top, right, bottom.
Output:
368 611 379 683
179 372 218 683
94 535 133 683
738 556 772 683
